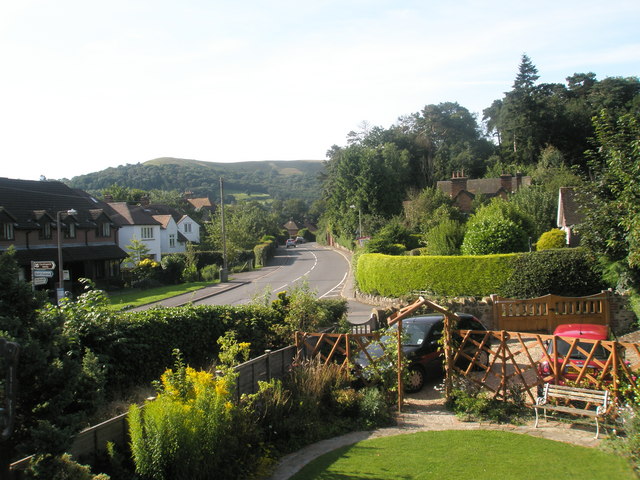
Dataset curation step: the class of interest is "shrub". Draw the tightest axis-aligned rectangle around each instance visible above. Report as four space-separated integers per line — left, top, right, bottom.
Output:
423 219 465 255
461 198 534 255
536 228 566 250
129 357 256 480
461 217 529 255
499 248 607 298
200 264 219 282
23 454 109 480
160 254 186 284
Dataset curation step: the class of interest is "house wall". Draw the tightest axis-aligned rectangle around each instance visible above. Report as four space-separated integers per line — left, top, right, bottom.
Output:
178 216 200 243
118 225 162 262
159 218 186 255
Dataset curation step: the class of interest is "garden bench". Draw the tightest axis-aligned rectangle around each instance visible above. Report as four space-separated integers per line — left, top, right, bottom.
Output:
534 383 609 438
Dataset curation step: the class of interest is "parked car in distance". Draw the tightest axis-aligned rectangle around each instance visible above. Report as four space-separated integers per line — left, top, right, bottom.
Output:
285 238 296 248
537 323 611 384
354 313 488 393
295 236 305 244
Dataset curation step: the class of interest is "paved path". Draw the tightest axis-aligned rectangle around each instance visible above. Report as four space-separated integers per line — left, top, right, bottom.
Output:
267 384 605 480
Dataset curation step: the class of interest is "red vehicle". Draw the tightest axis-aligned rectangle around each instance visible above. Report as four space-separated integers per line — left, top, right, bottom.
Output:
537 324 611 385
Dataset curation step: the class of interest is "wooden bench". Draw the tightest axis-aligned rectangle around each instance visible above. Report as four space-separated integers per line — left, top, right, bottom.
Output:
534 383 610 438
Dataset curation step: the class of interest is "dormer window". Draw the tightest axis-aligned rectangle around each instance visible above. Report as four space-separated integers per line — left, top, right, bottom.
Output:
40 221 52 240
97 222 111 238
1 222 14 240
184 222 192 233
64 221 76 239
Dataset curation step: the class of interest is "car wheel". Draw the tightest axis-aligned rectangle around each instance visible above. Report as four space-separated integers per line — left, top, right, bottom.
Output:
405 365 425 393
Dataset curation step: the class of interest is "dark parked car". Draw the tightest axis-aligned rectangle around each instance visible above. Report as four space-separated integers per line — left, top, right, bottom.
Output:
355 313 488 392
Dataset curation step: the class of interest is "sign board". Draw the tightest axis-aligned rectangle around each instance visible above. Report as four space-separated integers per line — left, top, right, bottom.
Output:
31 261 56 270
33 276 48 286
33 269 54 278
63 270 70 281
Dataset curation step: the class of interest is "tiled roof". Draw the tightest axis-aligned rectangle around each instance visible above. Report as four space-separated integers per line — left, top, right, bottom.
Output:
104 202 161 226
186 197 214 210
142 204 184 223
152 214 173 229
558 187 583 227
0 177 110 229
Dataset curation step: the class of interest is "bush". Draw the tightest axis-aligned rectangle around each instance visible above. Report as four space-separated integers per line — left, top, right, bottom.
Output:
499 248 607 298
536 228 566 250
423 219 465 255
461 217 529 255
160 254 186 284
129 357 257 480
23 454 109 480
461 198 534 255
200 264 219 282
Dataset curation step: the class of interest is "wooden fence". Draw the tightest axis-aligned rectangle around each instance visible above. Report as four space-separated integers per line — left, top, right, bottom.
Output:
10 345 297 474
491 292 611 333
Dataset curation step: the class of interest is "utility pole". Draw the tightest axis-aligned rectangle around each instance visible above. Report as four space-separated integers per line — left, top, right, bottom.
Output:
219 177 228 282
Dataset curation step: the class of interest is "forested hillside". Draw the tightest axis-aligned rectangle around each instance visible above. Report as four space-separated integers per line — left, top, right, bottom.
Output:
66 158 324 203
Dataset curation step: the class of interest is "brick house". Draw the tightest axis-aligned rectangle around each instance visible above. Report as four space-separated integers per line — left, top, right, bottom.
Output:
436 172 532 213
0 177 126 294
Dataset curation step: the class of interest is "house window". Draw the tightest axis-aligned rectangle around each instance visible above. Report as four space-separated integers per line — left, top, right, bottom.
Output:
140 227 154 239
64 222 76 239
1 223 14 240
97 222 111 237
184 222 192 233
169 234 176 248
40 222 52 240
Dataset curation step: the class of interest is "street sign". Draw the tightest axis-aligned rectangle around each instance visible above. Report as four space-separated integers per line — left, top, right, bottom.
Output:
31 261 56 270
33 269 54 278
33 277 48 285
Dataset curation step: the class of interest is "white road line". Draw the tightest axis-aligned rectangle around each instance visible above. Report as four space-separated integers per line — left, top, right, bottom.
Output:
319 271 348 299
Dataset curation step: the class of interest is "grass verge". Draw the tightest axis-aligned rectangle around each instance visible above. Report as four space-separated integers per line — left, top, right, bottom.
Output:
106 281 214 309
290 430 635 480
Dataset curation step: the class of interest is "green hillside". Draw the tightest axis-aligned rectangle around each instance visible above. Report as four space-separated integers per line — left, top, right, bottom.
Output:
66 157 325 203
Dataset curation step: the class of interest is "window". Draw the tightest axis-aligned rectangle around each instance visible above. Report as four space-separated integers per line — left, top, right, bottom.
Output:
1 222 14 240
184 222 192 233
97 222 111 238
64 222 76 239
40 222 52 240
169 234 176 248
140 227 154 239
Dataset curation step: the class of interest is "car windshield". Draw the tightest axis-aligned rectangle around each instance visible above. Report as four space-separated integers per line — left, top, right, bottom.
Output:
382 322 431 346
548 339 609 360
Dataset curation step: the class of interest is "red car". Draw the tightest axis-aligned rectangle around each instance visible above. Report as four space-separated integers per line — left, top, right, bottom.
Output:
538 324 611 384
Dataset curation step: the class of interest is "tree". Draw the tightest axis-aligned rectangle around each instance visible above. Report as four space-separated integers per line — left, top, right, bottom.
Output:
578 110 640 271
124 237 151 266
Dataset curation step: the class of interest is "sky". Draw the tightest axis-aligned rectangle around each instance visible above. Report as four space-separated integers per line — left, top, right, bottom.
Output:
1 1 638 181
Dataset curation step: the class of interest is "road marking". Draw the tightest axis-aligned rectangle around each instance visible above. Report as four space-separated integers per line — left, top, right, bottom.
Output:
319 271 348 298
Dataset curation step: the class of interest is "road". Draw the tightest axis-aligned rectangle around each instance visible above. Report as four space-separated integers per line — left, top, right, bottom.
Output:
136 242 375 324
195 242 351 306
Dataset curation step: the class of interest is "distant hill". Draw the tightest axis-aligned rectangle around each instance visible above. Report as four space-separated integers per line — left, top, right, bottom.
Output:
66 157 325 203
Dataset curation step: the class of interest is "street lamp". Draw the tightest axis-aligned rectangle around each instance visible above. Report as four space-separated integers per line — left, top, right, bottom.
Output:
56 208 77 304
349 204 363 238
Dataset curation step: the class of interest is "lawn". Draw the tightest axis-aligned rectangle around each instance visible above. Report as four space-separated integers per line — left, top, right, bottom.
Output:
106 281 213 309
290 430 634 480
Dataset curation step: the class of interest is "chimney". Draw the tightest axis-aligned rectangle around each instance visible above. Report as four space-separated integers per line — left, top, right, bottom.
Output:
140 195 150 207
183 191 194 199
500 173 513 193
104 194 113 202
515 172 523 191
450 170 468 198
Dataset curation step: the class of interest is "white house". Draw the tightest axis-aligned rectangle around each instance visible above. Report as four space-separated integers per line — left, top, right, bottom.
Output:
152 214 188 255
105 202 163 264
177 215 200 244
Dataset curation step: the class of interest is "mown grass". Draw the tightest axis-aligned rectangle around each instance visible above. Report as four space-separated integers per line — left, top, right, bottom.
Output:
106 281 213 309
290 430 635 480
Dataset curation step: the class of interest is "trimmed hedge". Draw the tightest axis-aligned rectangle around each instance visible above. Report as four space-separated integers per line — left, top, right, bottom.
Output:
82 304 281 390
499 248 606 298
254 237 277 268
356 253 516 297
356 248 606 299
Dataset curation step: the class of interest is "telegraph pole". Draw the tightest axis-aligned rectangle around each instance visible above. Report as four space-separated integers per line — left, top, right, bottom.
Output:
219 177 228 282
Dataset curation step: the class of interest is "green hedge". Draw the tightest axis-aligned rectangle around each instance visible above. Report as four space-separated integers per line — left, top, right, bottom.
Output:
356 253 516 297
83 305 281 390
254 237 277 267
356 249 607 299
